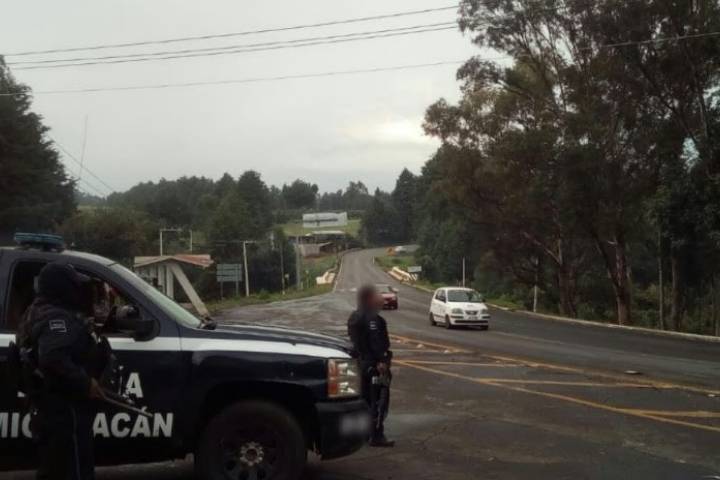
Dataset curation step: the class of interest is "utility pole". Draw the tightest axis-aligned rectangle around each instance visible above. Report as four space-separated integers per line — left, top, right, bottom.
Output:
189 230 193 253
462 257 466 287
295 235 302 290
658 227 664 330
242 240 256 297
159 228 182 256
533 256 539 313
78 115 89 182
279 243 285 295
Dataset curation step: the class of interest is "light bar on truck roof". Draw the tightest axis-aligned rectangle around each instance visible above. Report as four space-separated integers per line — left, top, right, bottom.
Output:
13 232 66 252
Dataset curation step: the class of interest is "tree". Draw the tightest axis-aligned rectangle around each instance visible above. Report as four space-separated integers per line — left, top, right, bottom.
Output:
59 208 156 264
281 180 318 209
360 190 403 245
214 173 236 198
0 58 75 241
236 171 273 235
208 191 254 260
391 169 418 242
444 0 693 324
344 181 372 211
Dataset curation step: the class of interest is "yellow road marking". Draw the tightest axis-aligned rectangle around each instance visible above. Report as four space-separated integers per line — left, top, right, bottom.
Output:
625 410 720 418
485 353 720 396
390 334 470 353
400 360 523 367
468 379 654 388
396 360 720 434
391 349 451 354
389 333 720 396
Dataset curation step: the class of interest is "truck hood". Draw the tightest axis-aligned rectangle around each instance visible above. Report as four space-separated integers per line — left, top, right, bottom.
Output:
189 322 353 356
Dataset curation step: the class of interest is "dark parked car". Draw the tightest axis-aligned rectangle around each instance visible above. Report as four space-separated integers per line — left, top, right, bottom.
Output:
376 284 398 310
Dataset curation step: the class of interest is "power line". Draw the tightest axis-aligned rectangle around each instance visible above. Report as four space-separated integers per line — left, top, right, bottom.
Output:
2 60 469 96
76 177 107 198
595 30 720 50
5 5 460 57
9 22 456 67
12 25 457 70
1 29 717 97
49 135 116 193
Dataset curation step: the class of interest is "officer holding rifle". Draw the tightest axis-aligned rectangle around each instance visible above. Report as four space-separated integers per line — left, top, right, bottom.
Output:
347 284 395 447
16 262 107 480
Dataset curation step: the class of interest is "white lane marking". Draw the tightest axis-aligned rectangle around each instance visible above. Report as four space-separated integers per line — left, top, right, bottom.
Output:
333 256 344 293
0 333 348 359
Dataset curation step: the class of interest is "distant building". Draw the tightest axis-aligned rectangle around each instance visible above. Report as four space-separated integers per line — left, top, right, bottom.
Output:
294 230 348 257
302 212 348 229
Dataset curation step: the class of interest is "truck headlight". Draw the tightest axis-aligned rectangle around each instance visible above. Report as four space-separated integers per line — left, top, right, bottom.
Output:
327 358 360 398
451 308 463 314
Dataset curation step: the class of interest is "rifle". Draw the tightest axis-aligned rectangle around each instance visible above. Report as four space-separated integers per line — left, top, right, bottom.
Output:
101 389 153 418
371 370 391 430
93 335 153 418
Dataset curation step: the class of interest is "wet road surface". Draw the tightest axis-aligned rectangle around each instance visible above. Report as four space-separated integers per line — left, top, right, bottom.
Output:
4 249 719 479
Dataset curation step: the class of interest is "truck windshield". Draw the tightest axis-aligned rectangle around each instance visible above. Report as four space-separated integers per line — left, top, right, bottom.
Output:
110 263 202 329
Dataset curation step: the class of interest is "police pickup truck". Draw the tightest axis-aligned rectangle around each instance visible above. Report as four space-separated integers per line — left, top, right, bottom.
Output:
0 235 368 480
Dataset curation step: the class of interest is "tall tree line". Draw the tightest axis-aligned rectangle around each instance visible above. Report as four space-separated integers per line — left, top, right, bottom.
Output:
405 0 720 333
0 57 75 243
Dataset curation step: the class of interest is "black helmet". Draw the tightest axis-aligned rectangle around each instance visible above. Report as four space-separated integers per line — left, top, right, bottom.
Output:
37 261 91 308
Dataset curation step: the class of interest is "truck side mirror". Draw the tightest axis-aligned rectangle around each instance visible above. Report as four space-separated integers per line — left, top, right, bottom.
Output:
132 317 156 341
113 305 156 341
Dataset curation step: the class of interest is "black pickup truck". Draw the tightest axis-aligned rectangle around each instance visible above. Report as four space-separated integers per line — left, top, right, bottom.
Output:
0 241 368 480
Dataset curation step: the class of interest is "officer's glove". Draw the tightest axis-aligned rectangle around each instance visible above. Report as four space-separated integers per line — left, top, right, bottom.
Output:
88 378 106 400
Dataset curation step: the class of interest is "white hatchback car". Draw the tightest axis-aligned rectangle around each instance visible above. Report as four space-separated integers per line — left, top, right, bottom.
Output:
429 287 490 329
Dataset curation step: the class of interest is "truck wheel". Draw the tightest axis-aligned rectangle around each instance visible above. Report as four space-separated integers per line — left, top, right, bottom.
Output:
195 400 306 480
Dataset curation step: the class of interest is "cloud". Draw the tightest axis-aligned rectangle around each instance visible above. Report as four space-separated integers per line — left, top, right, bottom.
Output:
341 115 434 146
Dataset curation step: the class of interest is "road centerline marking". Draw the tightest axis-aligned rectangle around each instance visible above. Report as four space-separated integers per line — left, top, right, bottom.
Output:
400 360 524 367
396 360 720 434
389 333 720 396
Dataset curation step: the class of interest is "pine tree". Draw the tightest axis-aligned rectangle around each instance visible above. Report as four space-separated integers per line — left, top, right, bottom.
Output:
0 58 75 242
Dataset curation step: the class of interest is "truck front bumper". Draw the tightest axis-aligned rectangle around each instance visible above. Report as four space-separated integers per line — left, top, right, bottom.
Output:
315 398 369 459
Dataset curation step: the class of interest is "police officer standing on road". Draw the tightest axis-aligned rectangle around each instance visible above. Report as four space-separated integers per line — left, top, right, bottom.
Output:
16 262 105 480
347 284 395 447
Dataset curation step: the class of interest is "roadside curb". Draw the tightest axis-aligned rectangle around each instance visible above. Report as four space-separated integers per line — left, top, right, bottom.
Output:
496 308 720 344
377 263 434 293
333 248 361 292
487 303 512 311
376 262 720 344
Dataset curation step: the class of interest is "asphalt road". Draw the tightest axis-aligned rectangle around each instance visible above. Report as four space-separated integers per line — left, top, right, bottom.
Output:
4 248 719 480
336 249 720 389
225 248 720 479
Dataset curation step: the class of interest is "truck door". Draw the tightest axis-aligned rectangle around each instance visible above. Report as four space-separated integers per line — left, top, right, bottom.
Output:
76 265 185 464
0 257 186 468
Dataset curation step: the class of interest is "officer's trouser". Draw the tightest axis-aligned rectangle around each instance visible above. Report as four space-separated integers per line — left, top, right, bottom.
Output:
33 398 95 480
362 363 391 440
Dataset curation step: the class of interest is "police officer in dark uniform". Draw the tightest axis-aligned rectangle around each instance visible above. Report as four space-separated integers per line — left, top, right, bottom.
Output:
347 284 395 447
16 261 105 480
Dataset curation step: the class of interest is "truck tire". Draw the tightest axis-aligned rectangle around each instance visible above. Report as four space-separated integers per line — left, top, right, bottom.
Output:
195 400 307 480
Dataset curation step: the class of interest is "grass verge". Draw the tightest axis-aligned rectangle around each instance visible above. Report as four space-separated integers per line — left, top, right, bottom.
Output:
374 254 416 270
208 285 333 314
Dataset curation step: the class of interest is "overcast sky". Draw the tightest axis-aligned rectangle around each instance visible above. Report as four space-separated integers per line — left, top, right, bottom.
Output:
2 1 479 196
